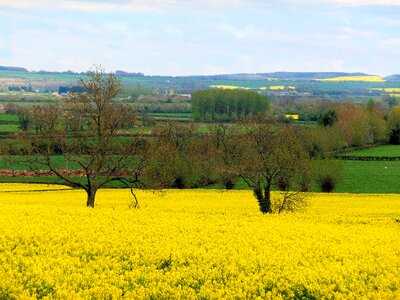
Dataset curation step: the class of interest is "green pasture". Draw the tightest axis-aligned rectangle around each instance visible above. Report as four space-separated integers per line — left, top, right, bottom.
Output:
0 101 49 107
232 160 400 194
0 70 81 83
0 158 399 193
150 113 192 118
336 160 400 193
2 69 400 92
0 155 80 171
0 124 19 133
343 145 400 157
0 114 19 125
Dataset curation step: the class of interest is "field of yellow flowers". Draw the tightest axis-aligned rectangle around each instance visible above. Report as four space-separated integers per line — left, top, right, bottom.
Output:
316 75 386 82
0 184 400 299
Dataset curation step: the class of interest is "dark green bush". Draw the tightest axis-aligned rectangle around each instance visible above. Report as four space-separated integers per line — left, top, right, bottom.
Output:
313 159 343 192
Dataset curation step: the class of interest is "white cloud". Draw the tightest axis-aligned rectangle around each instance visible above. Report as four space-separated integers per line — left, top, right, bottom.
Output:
333 0 400 5
2 0 400 13
380 17 400 26
0 0 256 12
0 0 176 12
278 0 400 6
220 24 253 39
341 26 377 38
163 26 185 38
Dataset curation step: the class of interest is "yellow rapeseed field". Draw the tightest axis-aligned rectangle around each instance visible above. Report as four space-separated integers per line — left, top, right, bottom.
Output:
0 184 400 299
385 88 400 93
371 87 400 93
259 86 285 91
209 85 296 91
209 85 251 90
317 76 386 82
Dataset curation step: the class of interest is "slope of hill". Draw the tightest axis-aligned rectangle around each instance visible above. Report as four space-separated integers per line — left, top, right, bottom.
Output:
385 74 400 81
0 66 28 72
256 72 370 80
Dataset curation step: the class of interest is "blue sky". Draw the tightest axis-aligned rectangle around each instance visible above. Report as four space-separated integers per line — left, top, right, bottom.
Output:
1 0 400 75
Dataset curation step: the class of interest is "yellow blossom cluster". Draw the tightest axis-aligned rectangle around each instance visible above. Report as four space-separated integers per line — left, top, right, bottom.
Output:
260 86 285 91
371 88 400 97
210 85 296 91
317 76 386 82
209 85 251 90
371 87 400 93
0 184 399 299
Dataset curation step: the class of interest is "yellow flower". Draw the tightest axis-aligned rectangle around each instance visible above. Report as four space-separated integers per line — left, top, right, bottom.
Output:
0 185 399 298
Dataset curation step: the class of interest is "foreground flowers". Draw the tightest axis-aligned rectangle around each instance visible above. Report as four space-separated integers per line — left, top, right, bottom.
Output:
0 184 399 299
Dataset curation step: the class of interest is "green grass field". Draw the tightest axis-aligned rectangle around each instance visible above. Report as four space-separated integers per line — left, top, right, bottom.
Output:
0 124 20 133
232 160 400 194
0 159 399 193
0 114 19 123
337 160 400 193
344 145 400 157
150 112 192 118
0 114 20 133
0 155 80 170
2 69 400 92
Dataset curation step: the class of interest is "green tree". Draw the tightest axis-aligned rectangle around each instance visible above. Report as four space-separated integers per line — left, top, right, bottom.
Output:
17 108 30 131
387 105 400 144
318 108 337 127
335 103 370 147
313 159 342 192
192 90 270 122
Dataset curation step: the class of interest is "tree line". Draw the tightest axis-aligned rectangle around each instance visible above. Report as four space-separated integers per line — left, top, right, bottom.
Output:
7 69 400 212
191 90 270 122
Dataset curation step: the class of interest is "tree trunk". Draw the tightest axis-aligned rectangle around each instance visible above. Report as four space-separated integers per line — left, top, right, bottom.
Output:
253 184 272 214
86 188 97 208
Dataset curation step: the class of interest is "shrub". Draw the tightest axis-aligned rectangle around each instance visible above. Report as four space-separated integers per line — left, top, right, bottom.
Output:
313 160 343 193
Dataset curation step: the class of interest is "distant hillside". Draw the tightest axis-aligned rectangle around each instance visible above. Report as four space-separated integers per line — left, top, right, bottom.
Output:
256 72 370 80
115 70 145 77
0 66 396 95
0 66 375 81
0 66 28 72
183 72 371 81
385 74 400 81
184 74 266 80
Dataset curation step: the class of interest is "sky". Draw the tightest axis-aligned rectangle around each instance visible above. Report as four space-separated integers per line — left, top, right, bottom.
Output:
0 0 400 76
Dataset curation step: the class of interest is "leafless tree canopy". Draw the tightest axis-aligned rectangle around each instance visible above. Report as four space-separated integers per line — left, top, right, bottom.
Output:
19 67 144 207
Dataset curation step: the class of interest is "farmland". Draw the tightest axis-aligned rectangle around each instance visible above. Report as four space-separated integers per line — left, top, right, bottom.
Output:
343 145 400 157
339 161 400 194
1 69 400 96
3 0 400 298
0 185 399 299
316 75 386 82
0 156 399 194
209 85 295 91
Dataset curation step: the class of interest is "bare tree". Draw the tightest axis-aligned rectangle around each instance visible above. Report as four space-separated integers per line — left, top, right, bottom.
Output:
19 67 145 207
144 122 197 189
232 123 311 214
207 123 242 189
